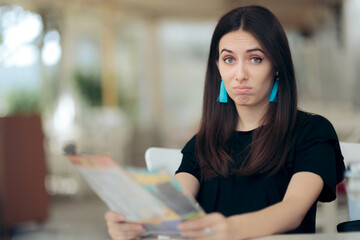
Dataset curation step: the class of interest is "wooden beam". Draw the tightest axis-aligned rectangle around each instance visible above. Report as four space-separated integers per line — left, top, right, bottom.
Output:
100 1 118 107
5 0 343 31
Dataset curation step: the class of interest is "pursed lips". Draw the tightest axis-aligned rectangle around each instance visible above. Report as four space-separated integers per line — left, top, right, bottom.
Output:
233 86 252 94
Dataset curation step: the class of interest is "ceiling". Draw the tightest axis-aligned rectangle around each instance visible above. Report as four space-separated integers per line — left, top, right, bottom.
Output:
3 0 343 32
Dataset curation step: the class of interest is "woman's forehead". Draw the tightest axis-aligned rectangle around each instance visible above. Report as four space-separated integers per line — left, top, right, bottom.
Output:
219 30 263 52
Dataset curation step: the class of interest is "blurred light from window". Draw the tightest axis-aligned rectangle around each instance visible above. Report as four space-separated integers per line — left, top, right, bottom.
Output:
53 93 75 134
2 7 42 46
1 44 39 67
0 6 42 67
42 30 62 66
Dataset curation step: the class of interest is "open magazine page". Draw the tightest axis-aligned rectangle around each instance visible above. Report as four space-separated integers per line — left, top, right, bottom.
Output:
65 153 205 238
126 168 205 236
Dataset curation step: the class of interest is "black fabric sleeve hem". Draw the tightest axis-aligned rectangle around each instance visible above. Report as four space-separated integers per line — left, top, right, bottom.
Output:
292 114 345 202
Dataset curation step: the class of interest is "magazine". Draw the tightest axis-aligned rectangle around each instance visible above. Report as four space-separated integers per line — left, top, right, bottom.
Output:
63 144 205 239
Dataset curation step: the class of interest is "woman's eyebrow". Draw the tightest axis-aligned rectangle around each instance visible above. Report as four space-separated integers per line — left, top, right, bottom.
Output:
220 48 265 54
220 48 233 54
247 48 264 53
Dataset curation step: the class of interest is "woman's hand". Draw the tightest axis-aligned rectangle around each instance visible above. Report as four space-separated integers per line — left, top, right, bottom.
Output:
178 213 239 240
104 211 146 240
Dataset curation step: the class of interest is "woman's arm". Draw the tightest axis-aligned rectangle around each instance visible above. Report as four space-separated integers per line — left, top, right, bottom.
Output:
175 172 200 198
179 171 324 240
232 171 324 238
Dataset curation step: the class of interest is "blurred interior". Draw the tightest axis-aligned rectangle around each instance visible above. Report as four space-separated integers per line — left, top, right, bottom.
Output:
0 0 359 239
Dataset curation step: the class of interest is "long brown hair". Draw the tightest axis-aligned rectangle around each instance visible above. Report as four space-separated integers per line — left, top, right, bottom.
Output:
196 5 298 180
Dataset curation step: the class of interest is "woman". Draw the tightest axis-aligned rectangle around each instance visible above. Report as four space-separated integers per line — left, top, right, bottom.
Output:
105 5 345 239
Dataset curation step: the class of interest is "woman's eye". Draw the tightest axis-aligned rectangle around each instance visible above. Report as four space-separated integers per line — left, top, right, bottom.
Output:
251 57 263 63
224 57 235 64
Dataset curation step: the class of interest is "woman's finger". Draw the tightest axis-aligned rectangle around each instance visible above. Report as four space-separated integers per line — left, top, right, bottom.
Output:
180 227 216 239
105 211 125 222
179 213 223 230
107 223 146 240
108 222 145 232
178 213 230 240
105 211 146 240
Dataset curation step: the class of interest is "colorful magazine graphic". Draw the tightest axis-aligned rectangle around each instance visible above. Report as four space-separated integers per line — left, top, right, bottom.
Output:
64 146 204 239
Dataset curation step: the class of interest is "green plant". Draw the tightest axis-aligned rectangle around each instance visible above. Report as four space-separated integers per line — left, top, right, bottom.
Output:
6 90 40 115
73 70 138 116
74 71 102 106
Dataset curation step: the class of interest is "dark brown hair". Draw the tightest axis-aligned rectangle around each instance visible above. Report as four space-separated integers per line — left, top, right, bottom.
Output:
196 5 298 180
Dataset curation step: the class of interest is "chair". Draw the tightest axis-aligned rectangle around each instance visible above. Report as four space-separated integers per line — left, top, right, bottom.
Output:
340 142 360 221
336 142 360 232
145 147 182 175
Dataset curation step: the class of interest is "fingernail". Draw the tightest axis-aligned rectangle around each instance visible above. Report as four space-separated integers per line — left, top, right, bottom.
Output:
117 214 125 221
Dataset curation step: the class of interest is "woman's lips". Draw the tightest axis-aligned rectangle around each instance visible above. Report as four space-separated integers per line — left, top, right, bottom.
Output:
233 86 252 94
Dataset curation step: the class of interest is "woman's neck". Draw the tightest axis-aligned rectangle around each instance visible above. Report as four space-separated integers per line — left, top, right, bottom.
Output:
235 104 268 132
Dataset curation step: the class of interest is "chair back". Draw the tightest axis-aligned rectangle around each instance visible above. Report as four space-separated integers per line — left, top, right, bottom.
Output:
340 142 360 220
145 147 182 175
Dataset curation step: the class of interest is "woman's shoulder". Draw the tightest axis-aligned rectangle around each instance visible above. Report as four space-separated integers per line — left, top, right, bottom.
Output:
181 134 197 153
296 110 334 129
295 110 339 143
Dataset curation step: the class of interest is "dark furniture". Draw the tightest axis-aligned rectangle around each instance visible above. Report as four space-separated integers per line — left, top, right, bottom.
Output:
337 220 360 232
0 115 48 237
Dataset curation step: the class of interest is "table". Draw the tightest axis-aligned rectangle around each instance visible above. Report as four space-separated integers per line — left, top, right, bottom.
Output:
144 232 360 240
253 232 360 240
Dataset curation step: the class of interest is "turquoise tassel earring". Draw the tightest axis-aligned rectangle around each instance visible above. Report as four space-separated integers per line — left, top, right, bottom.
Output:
269 75 279 103
217 79 228 103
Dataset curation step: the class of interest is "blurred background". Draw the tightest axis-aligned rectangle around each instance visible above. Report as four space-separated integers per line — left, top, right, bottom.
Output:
0 0 359 239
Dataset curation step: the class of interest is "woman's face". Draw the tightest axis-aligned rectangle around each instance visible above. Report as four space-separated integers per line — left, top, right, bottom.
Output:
217 30 276 110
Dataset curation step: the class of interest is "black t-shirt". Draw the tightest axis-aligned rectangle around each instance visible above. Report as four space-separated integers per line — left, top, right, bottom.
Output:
175 111 345 233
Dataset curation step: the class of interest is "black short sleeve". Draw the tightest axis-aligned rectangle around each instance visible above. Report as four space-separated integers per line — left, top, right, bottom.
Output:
175 135 201 180
292 114 345 202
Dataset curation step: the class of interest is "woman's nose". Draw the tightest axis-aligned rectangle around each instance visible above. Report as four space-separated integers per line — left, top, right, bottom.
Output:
235 62 248 81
